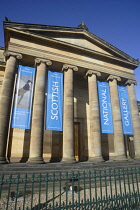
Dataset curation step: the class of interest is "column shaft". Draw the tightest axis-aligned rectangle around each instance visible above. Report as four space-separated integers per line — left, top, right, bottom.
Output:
62 64 78 163
0 52 22 164
127 82 140 159
87 70 103 162
108 76 127 160
28 59 51 164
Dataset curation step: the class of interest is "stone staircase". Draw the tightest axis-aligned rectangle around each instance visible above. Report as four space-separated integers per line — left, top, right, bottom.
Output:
0 159 140 175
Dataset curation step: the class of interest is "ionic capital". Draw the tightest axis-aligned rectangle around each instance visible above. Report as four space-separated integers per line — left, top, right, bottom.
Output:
125 79 137 86
35 58 52 66
107 75 121 82
3 51 22 60
85 70 101 78
62 64 78 72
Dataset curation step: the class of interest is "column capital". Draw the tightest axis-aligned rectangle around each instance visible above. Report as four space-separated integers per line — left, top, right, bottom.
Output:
85 70 101 78
35 58 52 66
3 51 22 60
107 75 121 82
125 79 137 86
62 64 78 72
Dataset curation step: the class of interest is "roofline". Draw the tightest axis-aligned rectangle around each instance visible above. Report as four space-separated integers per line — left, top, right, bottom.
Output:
3 21 139 67
4 21 81 32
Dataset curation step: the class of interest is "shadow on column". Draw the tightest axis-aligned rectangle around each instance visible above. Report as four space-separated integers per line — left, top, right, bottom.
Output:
101 133 109 161
128 136 135 159
124 135 135 159
20 129 31 163
7 128 13 163
74 74 88 162
50 131 63 162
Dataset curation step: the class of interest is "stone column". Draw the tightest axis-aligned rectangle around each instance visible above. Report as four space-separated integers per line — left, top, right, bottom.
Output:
61 64 78 163
107 75 127 161
125 80 140 159
85 70 103 162
0 51 22 164
27 58 52 164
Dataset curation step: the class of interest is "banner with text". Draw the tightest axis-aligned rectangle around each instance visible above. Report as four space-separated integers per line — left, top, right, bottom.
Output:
46 71 63 131
11 65 35 129
98 81 114 133
118 85 133 135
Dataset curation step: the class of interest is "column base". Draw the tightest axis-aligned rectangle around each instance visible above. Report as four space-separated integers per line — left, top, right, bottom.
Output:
88 156 104 162
0 157 8 164
113 155 128 161
134 155 140 160
126 156 133 161
27 157 45 164
61 157 77 164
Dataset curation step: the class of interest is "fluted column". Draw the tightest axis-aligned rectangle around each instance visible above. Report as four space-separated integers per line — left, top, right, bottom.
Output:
61 64 78 163
0 51 22 164
85 70 103 162
125 79 140 159
107 75 127 161
27 58 52 164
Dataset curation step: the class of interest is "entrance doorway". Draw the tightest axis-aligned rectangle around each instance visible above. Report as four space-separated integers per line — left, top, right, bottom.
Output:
74 122 80 161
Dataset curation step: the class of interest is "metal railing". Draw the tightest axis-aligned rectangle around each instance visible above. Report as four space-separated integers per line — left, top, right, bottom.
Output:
0 167 140 209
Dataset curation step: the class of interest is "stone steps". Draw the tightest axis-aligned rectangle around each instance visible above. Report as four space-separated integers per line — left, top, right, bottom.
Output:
0 160 140 175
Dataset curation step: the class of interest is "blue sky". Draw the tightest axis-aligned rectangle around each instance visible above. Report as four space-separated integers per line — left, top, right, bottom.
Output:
0 0 139 100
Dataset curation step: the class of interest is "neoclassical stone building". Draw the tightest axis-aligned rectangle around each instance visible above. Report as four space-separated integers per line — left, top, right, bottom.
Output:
0 20 140 164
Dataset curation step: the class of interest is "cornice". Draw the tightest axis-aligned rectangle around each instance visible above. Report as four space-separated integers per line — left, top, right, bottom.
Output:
5 27 139 68
86 30 139 65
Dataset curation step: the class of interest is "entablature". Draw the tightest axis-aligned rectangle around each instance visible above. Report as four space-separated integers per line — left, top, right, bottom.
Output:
6 42 135 82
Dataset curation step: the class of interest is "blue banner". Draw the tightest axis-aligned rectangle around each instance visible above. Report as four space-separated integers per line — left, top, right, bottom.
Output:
11 65 35 129
98 81 114 133
118 86 133 135
46 71 63 131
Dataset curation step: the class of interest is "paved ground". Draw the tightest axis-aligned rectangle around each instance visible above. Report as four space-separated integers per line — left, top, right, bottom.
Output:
1 160 140 209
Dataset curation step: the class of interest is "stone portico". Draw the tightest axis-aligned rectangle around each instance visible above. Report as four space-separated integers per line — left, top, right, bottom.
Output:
0 20 140 164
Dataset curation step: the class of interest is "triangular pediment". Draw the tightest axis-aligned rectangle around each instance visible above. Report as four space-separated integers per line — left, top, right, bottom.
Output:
52 37 112 56
4 21 139 66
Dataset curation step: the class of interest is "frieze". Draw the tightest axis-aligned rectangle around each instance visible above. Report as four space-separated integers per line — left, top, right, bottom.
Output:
8 42 135 80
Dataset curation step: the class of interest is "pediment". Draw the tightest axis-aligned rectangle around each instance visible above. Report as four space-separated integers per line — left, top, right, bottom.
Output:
4 21 139 66
52 37 112 56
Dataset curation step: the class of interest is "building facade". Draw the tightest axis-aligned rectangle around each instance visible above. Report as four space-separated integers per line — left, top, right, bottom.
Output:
0 20 140 164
